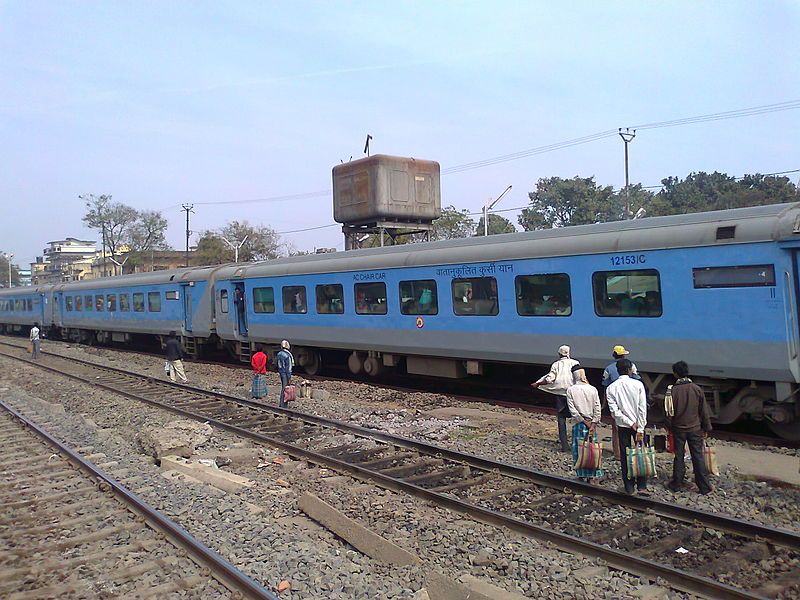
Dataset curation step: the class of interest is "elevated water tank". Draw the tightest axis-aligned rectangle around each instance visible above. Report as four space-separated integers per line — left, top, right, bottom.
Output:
333 155 441 225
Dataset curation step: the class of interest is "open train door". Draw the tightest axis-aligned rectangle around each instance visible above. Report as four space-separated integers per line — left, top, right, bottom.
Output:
182 284 193 333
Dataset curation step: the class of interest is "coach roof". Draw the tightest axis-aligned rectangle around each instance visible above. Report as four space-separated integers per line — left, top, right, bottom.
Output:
214 202 800 280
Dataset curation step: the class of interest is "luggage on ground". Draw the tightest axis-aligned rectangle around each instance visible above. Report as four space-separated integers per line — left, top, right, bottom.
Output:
284 384 296 402
703 441 720 476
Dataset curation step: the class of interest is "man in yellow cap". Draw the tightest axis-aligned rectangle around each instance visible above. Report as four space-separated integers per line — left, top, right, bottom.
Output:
602 345 638 388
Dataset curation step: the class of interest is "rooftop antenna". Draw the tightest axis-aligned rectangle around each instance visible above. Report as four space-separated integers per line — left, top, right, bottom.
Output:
364 134 372 157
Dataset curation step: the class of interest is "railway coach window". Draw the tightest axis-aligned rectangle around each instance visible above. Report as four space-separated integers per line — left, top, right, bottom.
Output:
355 282 387 315
95 295 105 311
316 284 344 314
148 292 161 312
119 294 130 311
400 280 438 315
515 274 572 316
107 294 117 311
165 291 179 300
253 287 275 313
84 295 94 311
283 286 307 314
452 277 499 316
133 293 145 312
220 289 229 313
592 269 662 317
692 264 776 288
14 299 22 311
75 296 83 311
65 296 73 311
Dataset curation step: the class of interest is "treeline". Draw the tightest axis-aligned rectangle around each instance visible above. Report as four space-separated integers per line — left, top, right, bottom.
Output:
363 170 799 247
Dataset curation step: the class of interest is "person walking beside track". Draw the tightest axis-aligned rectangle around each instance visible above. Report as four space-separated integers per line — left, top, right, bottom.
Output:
602 345 639 460
276 340 294 408
164 331 188 383
665 360 713 495
566 364 603 483
250 344 268 401
606 358 649 495
29 322 41 359
531 345 579 452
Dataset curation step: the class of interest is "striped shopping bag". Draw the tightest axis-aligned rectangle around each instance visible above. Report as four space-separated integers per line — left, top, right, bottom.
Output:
626 442 657 479
574 436 603 471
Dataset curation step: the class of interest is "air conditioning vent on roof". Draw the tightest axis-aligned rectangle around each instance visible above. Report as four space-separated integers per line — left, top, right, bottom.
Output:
716 226 736 240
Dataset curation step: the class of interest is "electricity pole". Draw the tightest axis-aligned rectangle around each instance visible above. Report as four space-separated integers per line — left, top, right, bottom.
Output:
618 128 636 218
220 235 248 263
182 204 194 268
483 185 512 236
3 253 12 288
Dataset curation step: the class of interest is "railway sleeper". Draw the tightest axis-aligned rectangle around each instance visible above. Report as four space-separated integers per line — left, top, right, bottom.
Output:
99 556 181 586
320 445 385 460
699 541 772 578
0 497 110 526
403 465 471 486
519 492 573 512
3 485 98 510
753 569 800 598
430 472 498 493
474 482 534 501
634 527 703 558
0 522 142 560
131 574 210 600
378 457 445 478
9 508 130 538
357 451 416 469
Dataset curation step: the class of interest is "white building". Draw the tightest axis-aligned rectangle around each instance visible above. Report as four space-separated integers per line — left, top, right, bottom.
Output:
33 238 98 284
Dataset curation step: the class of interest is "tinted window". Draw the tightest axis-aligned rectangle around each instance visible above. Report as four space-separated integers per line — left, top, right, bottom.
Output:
119 294 130 312
399 280 438 315
133 293 145 312
283 286 307 314
593 269 662 317
95 295 105 311
516 274 572 316
75 296 83 311
107 294 117 311
355 282 387 315
65 296 73 311
14 299 21 311
252 287 274 313
165 290 179 300
316 284 344 314
85 295 94 311
693 264 776 288
26 299 32 311
452 277 498 316
148 292 161 312
220 289 229 313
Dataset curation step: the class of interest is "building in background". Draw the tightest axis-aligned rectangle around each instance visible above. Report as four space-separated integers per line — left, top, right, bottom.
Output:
90 249 200 277
32 238 99 284
16 268 32 286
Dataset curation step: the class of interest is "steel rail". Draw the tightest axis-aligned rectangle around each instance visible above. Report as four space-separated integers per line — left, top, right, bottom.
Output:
0 396 278 600
0 347 784 599
10 343 795 551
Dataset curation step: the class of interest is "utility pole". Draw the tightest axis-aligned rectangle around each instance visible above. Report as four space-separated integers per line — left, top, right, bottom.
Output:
182 204 194 268
618 128 636 218
3 253 12 288
483 185 513 236
220 235 248 263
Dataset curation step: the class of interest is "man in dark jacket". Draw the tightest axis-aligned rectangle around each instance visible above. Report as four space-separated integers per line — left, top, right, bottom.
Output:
276 340 294 408
164 331 188 383
665 361 712 494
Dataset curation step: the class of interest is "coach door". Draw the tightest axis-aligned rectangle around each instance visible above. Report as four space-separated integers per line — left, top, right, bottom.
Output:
182 284 193 332
233 282 247 336
54 292 63 327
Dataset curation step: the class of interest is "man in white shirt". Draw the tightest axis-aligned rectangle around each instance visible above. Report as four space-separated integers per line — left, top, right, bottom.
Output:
606 358 649 495
29 322 41 359
531 345 579 452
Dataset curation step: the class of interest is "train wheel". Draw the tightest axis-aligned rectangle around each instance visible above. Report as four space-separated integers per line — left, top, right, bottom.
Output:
348 352 365 375
303 349 322 376
364 356 382 377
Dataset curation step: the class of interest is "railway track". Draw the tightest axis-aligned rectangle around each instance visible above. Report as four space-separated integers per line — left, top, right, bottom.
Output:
1 341 799 599
0 394 277 600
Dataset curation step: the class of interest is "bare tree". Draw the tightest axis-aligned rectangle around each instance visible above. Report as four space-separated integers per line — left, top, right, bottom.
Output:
81 194 138 275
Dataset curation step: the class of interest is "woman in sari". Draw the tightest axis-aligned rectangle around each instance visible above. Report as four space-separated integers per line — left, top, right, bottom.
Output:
250 345 268 400
565 365 603 483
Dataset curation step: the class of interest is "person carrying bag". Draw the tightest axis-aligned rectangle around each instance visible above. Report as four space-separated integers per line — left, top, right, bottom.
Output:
566 365 603 483
626 438 658 480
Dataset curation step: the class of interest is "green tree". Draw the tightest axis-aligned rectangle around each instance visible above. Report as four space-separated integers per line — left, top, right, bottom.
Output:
430 205 476 240
648 171 798 216
125 210 172 270
475 213 516 236
81 194 139 275
0 253 19 287
195 221 282 264
519 176 617 230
